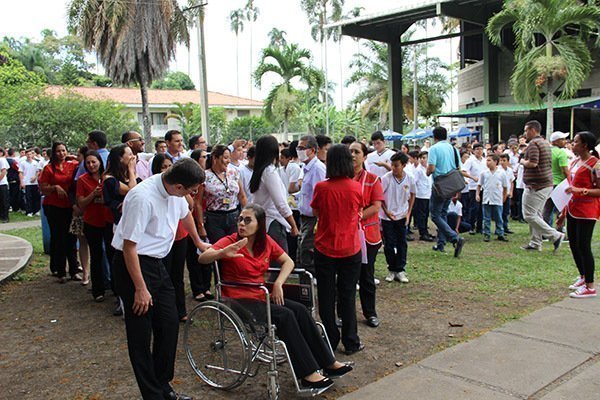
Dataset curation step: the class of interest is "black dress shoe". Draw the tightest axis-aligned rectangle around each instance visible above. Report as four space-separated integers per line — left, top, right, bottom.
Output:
324 363 353 377
335 318 342 328
366 316 380 328
301 377 334 389
344 343 365 356
164 389 192 400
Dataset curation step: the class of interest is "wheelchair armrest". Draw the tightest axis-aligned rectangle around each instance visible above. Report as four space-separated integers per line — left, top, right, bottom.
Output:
220 280 268 289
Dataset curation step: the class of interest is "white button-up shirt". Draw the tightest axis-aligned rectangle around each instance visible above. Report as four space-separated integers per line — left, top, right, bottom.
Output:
463 155 487 190
479 168 508 206
112 174 189 258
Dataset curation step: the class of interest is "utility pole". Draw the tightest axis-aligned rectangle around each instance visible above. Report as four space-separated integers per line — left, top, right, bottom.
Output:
322 1 330 137
413 47 418 130
196 4 210 145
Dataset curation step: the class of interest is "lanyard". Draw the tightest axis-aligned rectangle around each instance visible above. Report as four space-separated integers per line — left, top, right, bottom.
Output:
213 170 230 194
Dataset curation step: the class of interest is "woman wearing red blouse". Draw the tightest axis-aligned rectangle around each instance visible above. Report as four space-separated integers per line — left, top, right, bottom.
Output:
557 132 600 299
199 204 352 390
39 142 80 283
310 144 364 355
349 142 384 328
76 150 114 301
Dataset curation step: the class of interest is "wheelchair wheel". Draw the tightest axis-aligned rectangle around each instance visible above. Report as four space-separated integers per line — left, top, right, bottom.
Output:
184 301 252 390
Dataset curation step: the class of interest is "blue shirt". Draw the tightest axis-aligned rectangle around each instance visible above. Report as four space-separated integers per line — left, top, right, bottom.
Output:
298 157 326 217
75 148 109 180
428 141 461 178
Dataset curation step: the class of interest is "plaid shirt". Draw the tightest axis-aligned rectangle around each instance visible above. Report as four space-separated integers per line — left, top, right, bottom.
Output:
523 136 553 190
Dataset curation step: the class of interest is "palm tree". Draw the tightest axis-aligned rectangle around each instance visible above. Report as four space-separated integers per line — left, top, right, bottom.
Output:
244 1 259 99
254 43 322 141
229 8 245 96
68 0 189 149
486 0 600 136
268 28 288 49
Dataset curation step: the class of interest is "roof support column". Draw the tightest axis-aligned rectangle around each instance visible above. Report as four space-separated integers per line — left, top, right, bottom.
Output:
483 35 499 143
388 42 404 133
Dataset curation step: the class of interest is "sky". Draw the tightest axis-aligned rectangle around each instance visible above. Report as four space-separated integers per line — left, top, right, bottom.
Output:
2 0 458 112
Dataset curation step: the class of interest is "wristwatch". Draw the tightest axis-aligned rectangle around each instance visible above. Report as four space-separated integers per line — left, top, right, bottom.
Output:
582 188 589 196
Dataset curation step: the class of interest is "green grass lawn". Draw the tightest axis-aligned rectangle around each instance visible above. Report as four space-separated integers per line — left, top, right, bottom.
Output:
6 210 41 223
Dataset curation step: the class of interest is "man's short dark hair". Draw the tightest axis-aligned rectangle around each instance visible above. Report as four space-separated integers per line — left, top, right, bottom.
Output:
188 135 201 149
473 143 484 150
487 154 500 164
418 151 429 158
391 151 409 164
371 131 385 142
7 148 15 157
525 120 542 133
299 135 318 150
88 130 107 148
432 126 447 141
247 146 256 159
316 135 332 149
164 130 182 142
121 131 139 143
155 140 166 150
163 158 205 188
341 135 356 145
408 150 420 159
499 153 509 161
280 148 292 159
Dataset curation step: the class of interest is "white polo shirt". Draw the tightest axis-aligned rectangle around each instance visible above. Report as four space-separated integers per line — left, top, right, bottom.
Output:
366 149 395 178
0 157 9 186
448 200 463 216
414 164 432 199
112 174 189 258
479 168 508 206
463 155 487 190
19 159 39 185
379 171 416 221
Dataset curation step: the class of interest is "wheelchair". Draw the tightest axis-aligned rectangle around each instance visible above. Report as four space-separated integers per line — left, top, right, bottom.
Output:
183 263 335 399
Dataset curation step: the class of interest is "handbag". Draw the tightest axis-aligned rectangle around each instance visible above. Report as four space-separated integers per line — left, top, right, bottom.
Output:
432 146 466 198
69 215 84 236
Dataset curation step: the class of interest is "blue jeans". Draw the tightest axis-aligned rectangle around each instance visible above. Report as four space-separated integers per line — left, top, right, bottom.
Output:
381 219 408 272
430 191 459 247
482 204 504 236
502 197 511 232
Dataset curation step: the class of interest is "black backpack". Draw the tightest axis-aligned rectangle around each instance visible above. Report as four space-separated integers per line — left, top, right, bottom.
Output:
6 158 20 183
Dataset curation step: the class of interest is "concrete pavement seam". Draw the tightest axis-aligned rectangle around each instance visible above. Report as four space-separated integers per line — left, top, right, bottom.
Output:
492 329 597 355
549 303 600 316
416 364 526 399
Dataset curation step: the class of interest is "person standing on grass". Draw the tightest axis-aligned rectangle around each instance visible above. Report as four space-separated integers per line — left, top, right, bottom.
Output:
556 132 600 299
542 131 570 228
463 143 486 234
413 151 435 242
519 120 565 253
476 154 509 242
111 158 209 400
426 126 467 257
499 154 515 234
19 149 41 217
0 148 9 223
381 152 415 283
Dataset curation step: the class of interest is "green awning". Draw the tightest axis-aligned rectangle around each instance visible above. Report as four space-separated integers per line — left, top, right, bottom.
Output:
437 96 600 118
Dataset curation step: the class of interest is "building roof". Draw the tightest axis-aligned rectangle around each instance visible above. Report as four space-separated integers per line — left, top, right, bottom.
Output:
45 85 263 109
436 96 600 118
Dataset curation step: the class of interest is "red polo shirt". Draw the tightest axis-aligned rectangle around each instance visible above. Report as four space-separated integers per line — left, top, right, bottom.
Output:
212 234 284 301
76 173 113 227
39 161 79 208
311 177 362 258
354 170 384 245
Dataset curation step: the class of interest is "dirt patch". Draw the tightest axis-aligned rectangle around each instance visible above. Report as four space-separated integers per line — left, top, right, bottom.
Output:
0 262 564 400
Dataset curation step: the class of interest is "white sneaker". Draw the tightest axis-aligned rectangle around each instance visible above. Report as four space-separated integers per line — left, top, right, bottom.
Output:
385 272 396 282
26 213 33 217
33 211 40 216
374 278 380 285
397 271 409 283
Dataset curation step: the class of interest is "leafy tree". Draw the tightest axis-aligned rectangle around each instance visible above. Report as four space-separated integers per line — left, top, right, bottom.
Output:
187 106 228 145
151 71 196 90
254 43 322 141
486 0 600 135
0 49 43 87
226 115 273 142
267 28 288 49
68 0 190 150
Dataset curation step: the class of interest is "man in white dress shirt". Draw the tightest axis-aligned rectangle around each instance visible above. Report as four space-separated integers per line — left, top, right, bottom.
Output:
366 131 395 178
111 159 243 400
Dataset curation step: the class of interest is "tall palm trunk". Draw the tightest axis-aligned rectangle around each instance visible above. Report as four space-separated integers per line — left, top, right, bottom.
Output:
236 33 240 96
138 57 152 152
545 42 554 137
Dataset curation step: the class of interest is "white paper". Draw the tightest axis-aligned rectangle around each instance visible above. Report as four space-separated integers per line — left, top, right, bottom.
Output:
550 179 572 212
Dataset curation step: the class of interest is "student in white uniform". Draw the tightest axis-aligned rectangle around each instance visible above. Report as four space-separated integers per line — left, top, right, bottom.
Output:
366 131 395 178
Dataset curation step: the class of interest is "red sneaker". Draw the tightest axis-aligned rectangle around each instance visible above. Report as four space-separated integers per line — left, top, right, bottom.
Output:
569 286 597 299
569 277 586 290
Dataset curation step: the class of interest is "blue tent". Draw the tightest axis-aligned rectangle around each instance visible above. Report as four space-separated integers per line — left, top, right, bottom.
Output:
382 129 403 140
449 127 479 138
403 128 433 140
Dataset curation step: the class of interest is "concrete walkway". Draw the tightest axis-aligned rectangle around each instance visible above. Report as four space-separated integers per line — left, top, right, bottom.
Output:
0 219 41 232
341 297 599 400
0 233 33 283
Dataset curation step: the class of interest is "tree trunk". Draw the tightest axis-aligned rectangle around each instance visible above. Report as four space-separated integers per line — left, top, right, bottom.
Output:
138 56 152 152
283 113 289 143
236 33 240 96
546 90 554 138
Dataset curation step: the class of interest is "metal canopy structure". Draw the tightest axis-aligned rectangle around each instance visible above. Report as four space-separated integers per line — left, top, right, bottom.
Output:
330 0 503 136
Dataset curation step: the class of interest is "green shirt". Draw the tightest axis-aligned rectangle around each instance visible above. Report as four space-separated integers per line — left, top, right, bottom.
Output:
551 146 569 185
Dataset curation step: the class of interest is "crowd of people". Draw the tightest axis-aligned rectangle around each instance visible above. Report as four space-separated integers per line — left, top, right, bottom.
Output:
0 121 598 399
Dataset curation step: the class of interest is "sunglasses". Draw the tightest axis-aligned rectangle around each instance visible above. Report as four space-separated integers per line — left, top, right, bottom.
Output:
238 216 254 225
128 138 143 143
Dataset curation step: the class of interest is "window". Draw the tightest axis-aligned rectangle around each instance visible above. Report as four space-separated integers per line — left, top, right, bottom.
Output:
151 112 167 126
237 109 250 118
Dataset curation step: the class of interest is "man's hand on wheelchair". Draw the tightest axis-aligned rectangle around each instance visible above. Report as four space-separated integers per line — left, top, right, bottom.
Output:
220 238 248 259
271 282 284 305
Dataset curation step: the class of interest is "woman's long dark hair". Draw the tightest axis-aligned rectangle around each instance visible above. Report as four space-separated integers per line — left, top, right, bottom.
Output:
239 203 268 256
576 131 600 157
83 150 105 176
151 153 170 175
104 144 129 183
250 135 279 193
49 141 67 168
326 144 355 179
206 144 229 170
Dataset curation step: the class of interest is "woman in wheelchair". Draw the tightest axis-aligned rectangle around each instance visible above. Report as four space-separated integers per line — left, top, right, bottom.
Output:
198 203 353 390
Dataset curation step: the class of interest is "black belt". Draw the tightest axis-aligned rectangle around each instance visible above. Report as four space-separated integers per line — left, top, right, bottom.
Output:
206 209 238 215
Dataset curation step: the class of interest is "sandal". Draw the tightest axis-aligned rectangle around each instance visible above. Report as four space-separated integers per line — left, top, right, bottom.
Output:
204 291 215 300
194 293 206 302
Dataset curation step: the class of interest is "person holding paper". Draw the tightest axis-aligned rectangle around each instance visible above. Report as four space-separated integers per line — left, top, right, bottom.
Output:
557 132 600 299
